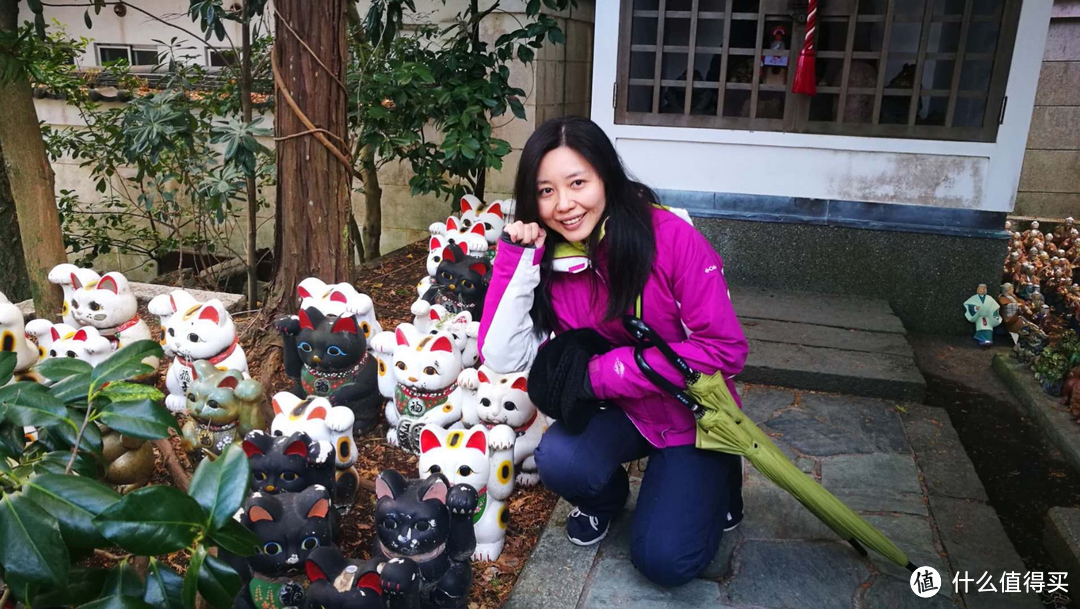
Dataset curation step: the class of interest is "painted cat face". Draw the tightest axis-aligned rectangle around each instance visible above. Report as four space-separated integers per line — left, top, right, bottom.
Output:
418 426 489 490
68 272 137 329
442 215 489 253
426 235 476 278
242 486 336 578
432 244 491 314
374 470 450 558
270 393 357 468
390 323 462 391
185 361 261 425
417 309 479 369
296 307 367 373
296 279 381 340
47 264 101 326
474 367 538 429
35 326 114 367
243 430 335 495
304 547 383 609
458 195 506 244
166 300 235 361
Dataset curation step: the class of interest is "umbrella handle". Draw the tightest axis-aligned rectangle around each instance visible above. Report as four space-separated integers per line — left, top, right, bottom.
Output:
633 344 706 420
623 316 699 384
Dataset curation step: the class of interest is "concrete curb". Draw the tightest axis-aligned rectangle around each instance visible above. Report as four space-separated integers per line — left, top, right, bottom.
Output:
1044 507 1080 578
991 353 1080 473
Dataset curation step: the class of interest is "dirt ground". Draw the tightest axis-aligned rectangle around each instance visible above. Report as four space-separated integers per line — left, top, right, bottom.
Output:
92 239 557 608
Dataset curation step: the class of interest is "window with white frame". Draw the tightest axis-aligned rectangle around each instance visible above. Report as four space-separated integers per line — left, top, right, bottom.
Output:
96 44 159 67
207 47 239 68
616 0 1021 142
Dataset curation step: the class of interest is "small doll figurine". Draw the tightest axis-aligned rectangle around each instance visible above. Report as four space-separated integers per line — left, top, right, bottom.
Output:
417 425 517 561
372 470 478 609
998 283 1023 346
149 290 248 413
180 362 264 460
963 284 1001 347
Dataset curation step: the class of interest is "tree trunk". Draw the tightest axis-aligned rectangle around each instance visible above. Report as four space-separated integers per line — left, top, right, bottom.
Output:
265 0 353 319
360 144 381 261
0 0 66 320
0 140 30 302
240 2 260 309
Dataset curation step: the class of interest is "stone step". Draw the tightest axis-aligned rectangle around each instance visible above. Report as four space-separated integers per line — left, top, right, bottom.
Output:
18 282 247 321
731 287 907 334
742 318 914 357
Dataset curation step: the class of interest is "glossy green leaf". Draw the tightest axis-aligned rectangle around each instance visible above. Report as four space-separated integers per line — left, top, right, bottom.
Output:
52 409 103 455
208 517 258 557
50 371 93 404
0 382 68 426
0 491 69 587
78 595 156 609
32 566 108 607
23 473 120 548
35 357 93 382
99 381 164 403
143 559 184 609
94 486 206 555
90 341 162 393
188 443 250 531
103 560 145 598
0 352 15 385
182 544 206 609
99 398 179 440
35 450 99 479
198 551 243 609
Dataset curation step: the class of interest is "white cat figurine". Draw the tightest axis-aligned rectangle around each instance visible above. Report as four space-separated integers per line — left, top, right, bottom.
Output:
0 291 43 384
148 291 248 413
458 366 547 487
33 325 115 367
269 392 360 511
457 195 507 245
296 278 382 340
47 264 102 327
410 301 480 368
61 270 158 370
418 424 516 561
369 323 464 452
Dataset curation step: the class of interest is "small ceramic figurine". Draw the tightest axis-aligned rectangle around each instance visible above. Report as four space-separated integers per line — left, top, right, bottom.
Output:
411 301 481 369
420 243 492 319
30 325 115 367
372 470 478 609
296 278 382 340
149 291 248 413
270 393 359 511
275 306 382 434
458 366 547 486
180 362 264 460
52 268 159 370
418 425 516 561
231 486 337 609
243 430 336 497
370 324 465 453
998 283 1023 346
430 212 489 254
46 264 101 327
963 284 1001 347
304 547 384 609
0 291 45 384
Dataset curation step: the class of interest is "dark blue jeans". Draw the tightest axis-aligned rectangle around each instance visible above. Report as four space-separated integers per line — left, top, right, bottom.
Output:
535 407 743 588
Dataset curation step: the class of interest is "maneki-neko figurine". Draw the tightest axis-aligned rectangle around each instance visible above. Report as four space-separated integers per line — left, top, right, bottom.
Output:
964 284 1001 347
179 361 264 460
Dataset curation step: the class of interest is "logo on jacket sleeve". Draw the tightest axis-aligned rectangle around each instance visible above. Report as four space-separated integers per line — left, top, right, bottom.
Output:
704 265 718 274
613 358 625 378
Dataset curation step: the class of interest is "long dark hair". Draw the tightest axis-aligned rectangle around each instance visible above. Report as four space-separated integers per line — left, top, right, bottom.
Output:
513 117 657 334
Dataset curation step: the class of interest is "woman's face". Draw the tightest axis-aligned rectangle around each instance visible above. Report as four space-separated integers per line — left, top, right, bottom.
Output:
536 146 606 243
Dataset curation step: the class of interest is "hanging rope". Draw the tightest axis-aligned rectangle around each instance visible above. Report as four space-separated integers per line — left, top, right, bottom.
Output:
792 0 818 95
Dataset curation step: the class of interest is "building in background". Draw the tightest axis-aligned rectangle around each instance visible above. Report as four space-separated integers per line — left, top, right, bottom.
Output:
591 0 1061 333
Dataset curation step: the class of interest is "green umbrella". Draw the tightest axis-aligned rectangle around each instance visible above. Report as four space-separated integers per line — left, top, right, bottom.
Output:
623 317 916 572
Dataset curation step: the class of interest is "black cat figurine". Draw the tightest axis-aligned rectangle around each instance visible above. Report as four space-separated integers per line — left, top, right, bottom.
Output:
421 243 491 319
242 430 336 497
304 546 384 609
275 306 381 434
372 470 478 609
230 485 338 609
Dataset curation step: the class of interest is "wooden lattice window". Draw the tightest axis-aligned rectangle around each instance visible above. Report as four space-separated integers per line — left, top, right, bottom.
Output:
615 0 1022 142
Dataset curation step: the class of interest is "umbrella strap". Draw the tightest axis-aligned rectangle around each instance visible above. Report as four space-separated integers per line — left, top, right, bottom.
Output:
633 344 705 419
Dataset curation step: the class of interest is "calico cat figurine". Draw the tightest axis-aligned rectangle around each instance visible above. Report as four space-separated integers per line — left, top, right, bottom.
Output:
370 323 465 453
372 470 478 609
457 195 507 252
304 546 384 609
275 307 381 434
149 290 248 413
53 269 159 371
458 366 547 487
179 362 264 460
270 393 359 512
420 243 491 319
231 486 337 609
46 264 101 328
417 425 516 561
243 430 336 497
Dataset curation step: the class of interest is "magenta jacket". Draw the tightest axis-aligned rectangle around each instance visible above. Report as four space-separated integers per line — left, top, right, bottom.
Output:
477 207 748 448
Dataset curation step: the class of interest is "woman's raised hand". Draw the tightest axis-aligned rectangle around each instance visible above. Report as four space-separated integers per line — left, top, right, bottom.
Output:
504 221 546 249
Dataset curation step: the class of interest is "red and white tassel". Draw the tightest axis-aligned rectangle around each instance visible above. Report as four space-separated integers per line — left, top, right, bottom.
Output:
792 0 818 95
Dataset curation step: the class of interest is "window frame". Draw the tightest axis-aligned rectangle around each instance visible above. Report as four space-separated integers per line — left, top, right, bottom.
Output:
206 47 239 68
95 43 159 67
614 0 1022 143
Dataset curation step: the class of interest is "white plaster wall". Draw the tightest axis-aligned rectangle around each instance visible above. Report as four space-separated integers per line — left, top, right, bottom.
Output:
590 1 1054 213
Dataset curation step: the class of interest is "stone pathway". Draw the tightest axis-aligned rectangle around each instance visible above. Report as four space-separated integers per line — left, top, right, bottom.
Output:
506 386 1041 609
